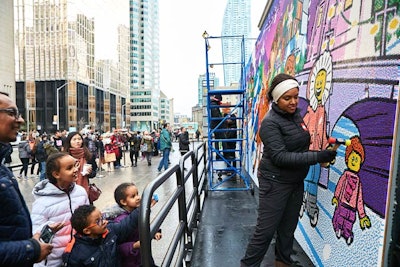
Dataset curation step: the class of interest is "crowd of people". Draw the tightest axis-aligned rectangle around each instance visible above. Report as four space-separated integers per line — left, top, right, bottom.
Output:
0 98 196 267
10 122 200 177
10 128 158 176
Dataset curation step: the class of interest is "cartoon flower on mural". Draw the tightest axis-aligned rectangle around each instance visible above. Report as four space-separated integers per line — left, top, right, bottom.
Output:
300 51 332 227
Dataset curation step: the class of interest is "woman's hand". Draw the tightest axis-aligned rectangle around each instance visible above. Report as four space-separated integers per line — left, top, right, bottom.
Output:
154 232 162 240
317 150 337 163
86 165 93 174
133 240 140 249
49 222 65 233
32 233 53 262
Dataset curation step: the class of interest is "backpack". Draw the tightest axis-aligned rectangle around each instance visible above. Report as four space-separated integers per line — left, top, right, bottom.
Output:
35 141 47 162
44 142 59 156
88 140 97 153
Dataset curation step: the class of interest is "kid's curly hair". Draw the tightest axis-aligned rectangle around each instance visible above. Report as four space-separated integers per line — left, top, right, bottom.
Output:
71 204 96 235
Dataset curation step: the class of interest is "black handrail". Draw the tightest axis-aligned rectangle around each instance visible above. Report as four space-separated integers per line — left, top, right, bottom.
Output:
139 142 207 267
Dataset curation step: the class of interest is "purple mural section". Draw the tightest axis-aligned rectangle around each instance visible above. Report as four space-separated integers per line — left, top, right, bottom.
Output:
243 0 400 265
343 98 396 217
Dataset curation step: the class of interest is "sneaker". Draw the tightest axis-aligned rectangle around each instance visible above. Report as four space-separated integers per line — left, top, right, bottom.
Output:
24 176 29 180
17 175 22 179
148 162 151 166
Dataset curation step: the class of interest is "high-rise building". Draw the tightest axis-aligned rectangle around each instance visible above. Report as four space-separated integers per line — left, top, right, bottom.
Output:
198 73 220 108
221 0 252 86
129 0 161 132
117 25 131 129
0 0 15 99
159 91 173 126
197 72 220 137
14 0 128 133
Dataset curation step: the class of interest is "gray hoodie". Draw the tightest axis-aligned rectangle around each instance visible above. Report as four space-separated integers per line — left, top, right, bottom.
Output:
18 140 31 159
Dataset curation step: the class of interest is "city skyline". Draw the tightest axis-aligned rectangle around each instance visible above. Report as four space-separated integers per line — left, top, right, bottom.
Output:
94 0 265 116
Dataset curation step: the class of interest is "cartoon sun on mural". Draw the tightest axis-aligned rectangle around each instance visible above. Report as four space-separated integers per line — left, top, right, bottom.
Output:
332 136 371 245
300 51 332 227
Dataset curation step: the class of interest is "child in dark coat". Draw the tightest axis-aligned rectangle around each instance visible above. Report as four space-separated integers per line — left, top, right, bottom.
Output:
62 204 139 267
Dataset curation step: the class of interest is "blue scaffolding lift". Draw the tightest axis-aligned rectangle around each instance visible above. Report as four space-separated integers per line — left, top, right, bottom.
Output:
203 31 254 194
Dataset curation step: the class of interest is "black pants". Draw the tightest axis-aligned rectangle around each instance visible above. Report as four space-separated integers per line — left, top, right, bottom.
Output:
213 131 224 158
31 158 41 175
114 148 122 167
241 178 304 266
130 150 139 165
223 141 236 168
19 158 30 177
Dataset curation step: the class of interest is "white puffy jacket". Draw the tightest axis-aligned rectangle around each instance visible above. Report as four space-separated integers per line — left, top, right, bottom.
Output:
31 179 89 267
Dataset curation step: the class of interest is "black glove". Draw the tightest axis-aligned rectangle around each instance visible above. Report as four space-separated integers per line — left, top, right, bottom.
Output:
317 150 337 163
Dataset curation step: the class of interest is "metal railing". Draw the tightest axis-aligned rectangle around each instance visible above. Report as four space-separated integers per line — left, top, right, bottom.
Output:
139 141 208 267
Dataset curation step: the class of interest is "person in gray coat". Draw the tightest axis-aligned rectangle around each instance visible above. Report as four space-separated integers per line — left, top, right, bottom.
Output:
18 133 31 179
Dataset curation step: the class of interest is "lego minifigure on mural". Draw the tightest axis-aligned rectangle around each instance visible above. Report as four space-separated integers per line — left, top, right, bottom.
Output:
332 136 371 245
301 51 333 227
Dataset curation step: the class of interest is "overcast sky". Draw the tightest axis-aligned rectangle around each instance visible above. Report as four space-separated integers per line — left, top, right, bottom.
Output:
95 0 266 116
159 0 265 116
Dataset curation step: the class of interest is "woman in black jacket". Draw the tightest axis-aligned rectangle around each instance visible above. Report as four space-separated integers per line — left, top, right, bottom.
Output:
178 127 190 156
240 73 337 267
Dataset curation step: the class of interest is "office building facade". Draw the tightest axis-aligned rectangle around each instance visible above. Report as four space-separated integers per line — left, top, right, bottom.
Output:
14 0 128 133
129 0 161 132
221 0 252 86
0 0 15 99
197 72 220 137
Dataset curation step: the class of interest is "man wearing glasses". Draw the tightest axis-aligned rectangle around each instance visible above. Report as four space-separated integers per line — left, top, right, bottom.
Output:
0 92 54 266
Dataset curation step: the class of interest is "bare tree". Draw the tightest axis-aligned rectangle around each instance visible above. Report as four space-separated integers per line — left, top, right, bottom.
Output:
78 117 86 131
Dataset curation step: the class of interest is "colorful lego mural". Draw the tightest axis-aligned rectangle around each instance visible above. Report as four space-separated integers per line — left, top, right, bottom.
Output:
243 0 400 265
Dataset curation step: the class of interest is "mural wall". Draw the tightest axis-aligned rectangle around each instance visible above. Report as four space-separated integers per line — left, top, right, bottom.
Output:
243 0 400 266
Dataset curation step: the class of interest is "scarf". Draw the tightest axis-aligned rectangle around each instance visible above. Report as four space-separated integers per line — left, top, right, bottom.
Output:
68 147 89 192
69 147 85 159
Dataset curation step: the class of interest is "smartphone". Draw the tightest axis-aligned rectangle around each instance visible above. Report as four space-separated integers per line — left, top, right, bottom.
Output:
40 225 55 243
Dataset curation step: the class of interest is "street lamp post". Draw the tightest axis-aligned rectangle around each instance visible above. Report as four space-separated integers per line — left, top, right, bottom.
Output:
121 103 126 129
26 99 30 134
56 82 69 130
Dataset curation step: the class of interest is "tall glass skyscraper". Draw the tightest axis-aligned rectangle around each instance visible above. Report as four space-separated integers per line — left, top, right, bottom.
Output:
221 0 252 86
129 0 160 131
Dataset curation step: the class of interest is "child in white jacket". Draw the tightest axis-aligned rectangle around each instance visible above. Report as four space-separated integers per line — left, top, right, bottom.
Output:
31 152 89 267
